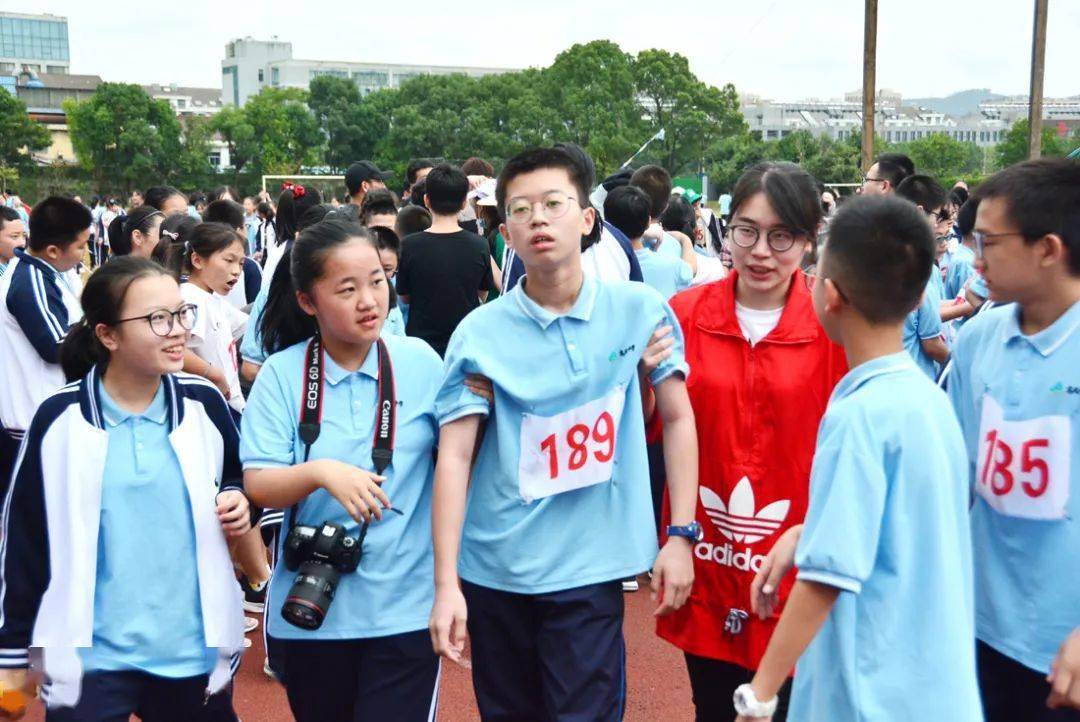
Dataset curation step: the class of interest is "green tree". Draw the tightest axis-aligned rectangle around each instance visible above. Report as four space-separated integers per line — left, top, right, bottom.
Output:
64 83 185 192
634 50 745 176
241 87 324 175
176 115 215 186
210 105 257 175
0 90 50 171
900 133 973 181
995 119 1069 169
706 131 768 192
308 75 383 171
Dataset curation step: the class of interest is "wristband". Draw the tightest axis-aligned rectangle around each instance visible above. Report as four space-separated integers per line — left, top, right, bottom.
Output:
733 683 778 717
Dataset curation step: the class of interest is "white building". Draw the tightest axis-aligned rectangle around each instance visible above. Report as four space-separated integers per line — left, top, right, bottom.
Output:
221 37 514 107
145 83 231 170
979 95 1080 123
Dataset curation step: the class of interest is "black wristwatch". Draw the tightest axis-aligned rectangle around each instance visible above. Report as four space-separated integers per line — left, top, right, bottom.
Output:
666 521 703 542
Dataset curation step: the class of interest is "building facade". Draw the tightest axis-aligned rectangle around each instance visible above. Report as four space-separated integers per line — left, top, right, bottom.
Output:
0 12 69 76
221 37 513 106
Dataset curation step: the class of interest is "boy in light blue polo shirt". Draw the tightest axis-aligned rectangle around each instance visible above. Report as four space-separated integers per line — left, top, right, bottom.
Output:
604 185 692 299
429 147 700 722
736 195 981 722
948 159 1080 722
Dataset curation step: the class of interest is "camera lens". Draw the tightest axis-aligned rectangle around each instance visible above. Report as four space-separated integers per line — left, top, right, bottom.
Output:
281 560 340 630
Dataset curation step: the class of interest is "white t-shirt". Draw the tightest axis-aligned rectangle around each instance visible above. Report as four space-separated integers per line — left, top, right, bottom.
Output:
181 282 248 412
735 302 783 347
581 226 631 283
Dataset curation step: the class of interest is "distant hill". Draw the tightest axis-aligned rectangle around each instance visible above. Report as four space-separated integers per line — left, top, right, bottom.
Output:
905 89 1007 117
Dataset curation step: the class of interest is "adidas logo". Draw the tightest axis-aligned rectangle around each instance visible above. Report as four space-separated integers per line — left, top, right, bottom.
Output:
700 477 790 545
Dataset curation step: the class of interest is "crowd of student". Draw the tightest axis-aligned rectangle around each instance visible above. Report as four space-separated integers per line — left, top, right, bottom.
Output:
0 141 1077 722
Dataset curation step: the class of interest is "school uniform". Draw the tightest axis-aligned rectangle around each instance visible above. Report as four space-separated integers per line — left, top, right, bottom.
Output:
240 333 443 722
635 247 692 300
181 282 248 413
436 275 688 721
0 369 250 717
902 276 943 378
224 257 263 310
0 249 82 446
949 301 1080 722
789 353 982 722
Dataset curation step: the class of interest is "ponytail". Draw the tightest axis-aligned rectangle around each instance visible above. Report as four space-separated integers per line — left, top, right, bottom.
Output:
59 256 169 381
165 221 244 280
260 219 378 354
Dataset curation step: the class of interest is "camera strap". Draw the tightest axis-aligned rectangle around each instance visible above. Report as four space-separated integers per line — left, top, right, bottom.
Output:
289 334 396 531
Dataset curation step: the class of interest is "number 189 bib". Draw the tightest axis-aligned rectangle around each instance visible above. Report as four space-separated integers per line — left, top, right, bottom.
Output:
517 385 626 503
976 395 1071 520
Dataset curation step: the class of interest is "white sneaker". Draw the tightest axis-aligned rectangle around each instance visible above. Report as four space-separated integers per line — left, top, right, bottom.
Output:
263 657 275 680
621 578 639 592
244 616 259 634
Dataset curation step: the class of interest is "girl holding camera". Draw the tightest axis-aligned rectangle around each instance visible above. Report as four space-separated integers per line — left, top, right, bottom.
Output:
0 256 252 721
240 220 444 722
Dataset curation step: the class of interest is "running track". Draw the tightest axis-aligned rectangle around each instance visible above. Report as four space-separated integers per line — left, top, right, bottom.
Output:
25 574 695 720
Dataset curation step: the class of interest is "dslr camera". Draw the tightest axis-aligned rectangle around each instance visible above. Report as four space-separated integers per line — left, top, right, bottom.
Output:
281 522 362 630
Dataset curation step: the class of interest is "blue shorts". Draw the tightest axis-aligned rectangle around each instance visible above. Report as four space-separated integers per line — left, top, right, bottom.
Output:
462 579 626 722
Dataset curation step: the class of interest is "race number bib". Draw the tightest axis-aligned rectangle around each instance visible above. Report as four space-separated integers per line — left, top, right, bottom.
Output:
517 386 626 503
976 395 1071 520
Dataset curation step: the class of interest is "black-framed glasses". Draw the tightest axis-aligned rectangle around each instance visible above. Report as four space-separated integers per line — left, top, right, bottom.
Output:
973 231 1024 258
727 224 801 253
116 304 198 337
505 191 578 225
861 174 887 186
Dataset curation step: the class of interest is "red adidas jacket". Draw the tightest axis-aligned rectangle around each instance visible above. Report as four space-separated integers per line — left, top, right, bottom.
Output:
656 269 847 669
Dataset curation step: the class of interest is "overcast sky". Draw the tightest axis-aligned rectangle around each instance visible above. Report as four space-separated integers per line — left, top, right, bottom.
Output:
31 0 1080 100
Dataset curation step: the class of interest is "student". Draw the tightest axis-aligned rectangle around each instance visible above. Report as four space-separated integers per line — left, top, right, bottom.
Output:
737 194 981 722
168 223 248 412
105 205 163 258
371 225 406 336
0 197 89 480
334 161 392 223
267 186 323 291
942 198 987 325
859 153 912 196
240 220 444 722
655 162 846 722
0 206 25 276
254 201 276 263
947 159 1080 722
204 199 264 308
144 185 189 217
153 213 199 267
396 163 496 357
605 185 691 299
359 188 399 229
894 174 950 377
0 256 253 721
429 147 699 721
395 204 432 240
242 196 259 255
402 158 435 201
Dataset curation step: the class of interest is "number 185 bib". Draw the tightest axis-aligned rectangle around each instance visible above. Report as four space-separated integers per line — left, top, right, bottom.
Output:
517 386 626 503
976 395 1071 520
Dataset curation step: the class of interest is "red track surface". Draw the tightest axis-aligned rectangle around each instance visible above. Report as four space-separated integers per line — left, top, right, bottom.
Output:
25 575 695 721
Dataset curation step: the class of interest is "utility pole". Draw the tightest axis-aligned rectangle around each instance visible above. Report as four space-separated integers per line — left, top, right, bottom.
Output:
861 0 878 172
1027 0 1049 159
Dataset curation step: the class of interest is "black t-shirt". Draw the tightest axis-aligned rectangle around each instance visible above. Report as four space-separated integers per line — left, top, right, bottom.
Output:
396 229 496 356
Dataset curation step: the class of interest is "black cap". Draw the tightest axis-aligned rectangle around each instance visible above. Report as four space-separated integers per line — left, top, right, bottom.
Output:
345 161 392 195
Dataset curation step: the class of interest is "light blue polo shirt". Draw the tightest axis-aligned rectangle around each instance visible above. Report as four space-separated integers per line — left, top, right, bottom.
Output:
635 248 692 300
656 232 684 262
436 275 688 595
790 353 981 722
945 244 977 301
240 333 442 640
903 276 943 378
81 381 212 678
948 300 1080 673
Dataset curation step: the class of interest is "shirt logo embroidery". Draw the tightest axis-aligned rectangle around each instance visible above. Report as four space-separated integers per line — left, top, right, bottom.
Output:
607 344 636 362
1050 382 1080 395
700 477 790 544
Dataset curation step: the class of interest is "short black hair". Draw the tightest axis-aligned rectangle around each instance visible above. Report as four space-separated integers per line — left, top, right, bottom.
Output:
495 147 591 219
396 205 432 238
603 186 651 241
144 185 185 212
822 194 935 324
629 165 673 219
424 164 469 216
28 196 92 252
360 188 399 225
895 174 946 213
406 158 435 186
660 195 697 237
370 225 401 256
956 198 979 239
203 199 245 230
876 152 915 178
0 206 20 232
974 158 1080 275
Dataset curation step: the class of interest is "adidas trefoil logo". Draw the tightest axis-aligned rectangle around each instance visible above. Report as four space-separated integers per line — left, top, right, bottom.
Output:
700 477 790 544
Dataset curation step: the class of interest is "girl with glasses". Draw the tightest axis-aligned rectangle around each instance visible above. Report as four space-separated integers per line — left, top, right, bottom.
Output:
655 162 848 722
0 256 254 721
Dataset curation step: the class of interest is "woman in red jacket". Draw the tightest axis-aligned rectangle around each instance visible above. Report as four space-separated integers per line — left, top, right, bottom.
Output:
656 162 846 721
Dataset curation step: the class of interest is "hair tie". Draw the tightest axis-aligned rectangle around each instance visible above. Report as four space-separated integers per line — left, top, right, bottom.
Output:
282 181 294 192
293 184 306 200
